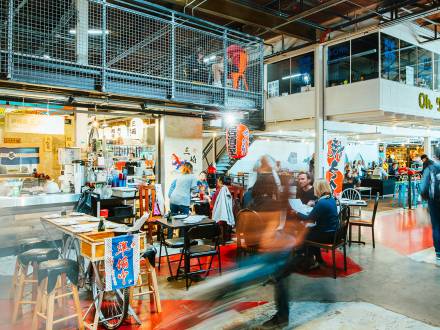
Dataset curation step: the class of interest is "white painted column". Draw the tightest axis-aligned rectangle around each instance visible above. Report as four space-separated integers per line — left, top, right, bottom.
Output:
159 116 203 206
314 45 324 179
424 137 432 158
76 0 89 65
75 111 88 151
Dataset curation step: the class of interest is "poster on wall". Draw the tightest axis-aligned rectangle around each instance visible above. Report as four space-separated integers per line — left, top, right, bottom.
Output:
268 80 279 98
324 138 345 197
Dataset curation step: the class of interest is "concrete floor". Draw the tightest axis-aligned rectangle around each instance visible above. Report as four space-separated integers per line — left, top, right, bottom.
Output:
0 205 439 329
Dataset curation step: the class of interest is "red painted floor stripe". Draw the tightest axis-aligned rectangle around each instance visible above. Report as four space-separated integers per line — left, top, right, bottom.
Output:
375 208 433 255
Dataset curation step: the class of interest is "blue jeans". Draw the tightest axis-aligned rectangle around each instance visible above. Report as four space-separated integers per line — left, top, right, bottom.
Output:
170 204 190 215
428 200 440 257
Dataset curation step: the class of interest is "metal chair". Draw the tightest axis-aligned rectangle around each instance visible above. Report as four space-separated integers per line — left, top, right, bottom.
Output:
179 223 221 290
349 192 380 248
342 188 362 218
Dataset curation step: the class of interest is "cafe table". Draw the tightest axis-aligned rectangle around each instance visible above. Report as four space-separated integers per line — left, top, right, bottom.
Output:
40 214 147 330
155 216 215 282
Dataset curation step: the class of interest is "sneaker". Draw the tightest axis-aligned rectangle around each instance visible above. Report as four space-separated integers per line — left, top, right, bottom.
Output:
261 314 288 329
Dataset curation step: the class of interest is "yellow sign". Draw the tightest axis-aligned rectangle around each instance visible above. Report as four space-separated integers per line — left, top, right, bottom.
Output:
419 92 440 112
3 137 21 144
44 136 53 152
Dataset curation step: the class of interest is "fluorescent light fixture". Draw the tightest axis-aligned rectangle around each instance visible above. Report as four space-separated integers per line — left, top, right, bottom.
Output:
69 29 109 35
282 73 302 80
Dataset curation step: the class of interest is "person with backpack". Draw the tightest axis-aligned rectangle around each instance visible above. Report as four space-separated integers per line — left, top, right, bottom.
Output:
420 155 440 267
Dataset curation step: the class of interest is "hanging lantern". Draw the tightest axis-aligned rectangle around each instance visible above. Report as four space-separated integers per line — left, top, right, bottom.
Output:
226 123 250 159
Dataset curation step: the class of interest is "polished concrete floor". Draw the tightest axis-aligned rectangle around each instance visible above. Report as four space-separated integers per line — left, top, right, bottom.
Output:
0 203 439 329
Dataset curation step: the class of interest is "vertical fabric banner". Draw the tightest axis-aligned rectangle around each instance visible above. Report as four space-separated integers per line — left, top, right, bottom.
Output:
104 234 140 291
325 138 345 197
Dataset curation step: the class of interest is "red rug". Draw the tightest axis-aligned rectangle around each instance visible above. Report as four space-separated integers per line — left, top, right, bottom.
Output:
299 249 363 278
156 244 362 279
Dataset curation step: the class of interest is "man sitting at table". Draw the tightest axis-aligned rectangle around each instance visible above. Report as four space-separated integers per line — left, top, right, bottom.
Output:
296 172 317 206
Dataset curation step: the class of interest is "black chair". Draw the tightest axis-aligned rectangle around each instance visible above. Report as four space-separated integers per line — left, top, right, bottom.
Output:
178 223 221 290
157 228 198 278
304 206 350 279
349 192 380 248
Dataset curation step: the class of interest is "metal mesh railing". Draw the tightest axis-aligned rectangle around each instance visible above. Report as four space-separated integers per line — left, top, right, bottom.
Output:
0 0 263 111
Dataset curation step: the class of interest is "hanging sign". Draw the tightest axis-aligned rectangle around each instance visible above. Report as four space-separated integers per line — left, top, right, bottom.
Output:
226 123 250 159
325 138 345 197
104 234 140 291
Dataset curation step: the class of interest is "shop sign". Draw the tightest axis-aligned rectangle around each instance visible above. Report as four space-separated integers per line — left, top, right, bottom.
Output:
418 92 440 112
104 234 140 291
325 138 345 197
5 114 64 135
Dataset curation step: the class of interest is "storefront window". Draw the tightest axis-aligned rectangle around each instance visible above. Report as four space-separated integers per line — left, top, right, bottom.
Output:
417 48 433 89
435 53 440 91
381 34 399 81
267 59 290 97
351 33 379 83
399 40 417 86
290 52 314 93
327 41 350 86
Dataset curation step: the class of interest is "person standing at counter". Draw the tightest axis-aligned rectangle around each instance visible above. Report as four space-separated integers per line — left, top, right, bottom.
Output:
421 154 434 171
168 162 198 215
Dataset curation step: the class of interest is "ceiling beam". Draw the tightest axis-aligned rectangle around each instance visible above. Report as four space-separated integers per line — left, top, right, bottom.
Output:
257 0 348 37
156 0 316 40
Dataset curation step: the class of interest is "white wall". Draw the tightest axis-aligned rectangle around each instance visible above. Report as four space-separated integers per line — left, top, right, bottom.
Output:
160 116 203 206
265 91 315 122
344 143 378 164
380 79 440 120
230 139 314 175
326 79 381 116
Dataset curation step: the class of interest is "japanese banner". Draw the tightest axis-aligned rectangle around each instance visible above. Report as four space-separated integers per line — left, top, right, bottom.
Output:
325 138 345 197
104 234 140 291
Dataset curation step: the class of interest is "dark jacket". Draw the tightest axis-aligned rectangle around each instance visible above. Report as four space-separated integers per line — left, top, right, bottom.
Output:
298 195 339 233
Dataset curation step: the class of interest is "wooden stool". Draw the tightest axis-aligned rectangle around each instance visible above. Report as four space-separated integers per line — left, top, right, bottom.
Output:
10 239 50 300
12 248 59 323
130 247 161 313
32 259 84 330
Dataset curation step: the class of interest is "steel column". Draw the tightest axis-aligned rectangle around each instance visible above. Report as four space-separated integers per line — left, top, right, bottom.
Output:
101 0 107 92
7 0 13 79
171 12 175 99
223 30 227 107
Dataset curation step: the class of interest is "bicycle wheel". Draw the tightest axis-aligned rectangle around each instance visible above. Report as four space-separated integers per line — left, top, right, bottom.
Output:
91 261 130 329
63 236 88 288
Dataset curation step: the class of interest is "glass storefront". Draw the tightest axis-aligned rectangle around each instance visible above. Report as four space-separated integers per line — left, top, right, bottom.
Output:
267 52 314 97
351 34 379 83
435 53 440 91
381 34 399 81
327 41 350 86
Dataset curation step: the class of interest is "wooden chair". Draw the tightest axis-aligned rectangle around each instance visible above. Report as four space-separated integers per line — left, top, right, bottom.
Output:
130 247 162 313
32 259 83 330
139 185 159 243
236 209 264 259
349 192 380 248
304 206 350 279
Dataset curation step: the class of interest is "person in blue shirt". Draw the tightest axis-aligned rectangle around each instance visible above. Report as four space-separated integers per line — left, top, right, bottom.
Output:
296 179 339 267
168 162 198 215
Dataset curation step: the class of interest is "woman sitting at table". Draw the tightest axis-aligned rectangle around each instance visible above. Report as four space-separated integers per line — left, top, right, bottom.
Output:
295 179 339 268
168 162 198 215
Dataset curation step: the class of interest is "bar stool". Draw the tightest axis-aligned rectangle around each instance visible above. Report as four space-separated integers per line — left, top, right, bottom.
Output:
32 259 83 330
131 246 162 313
10 239 50 300
12 248 59 323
